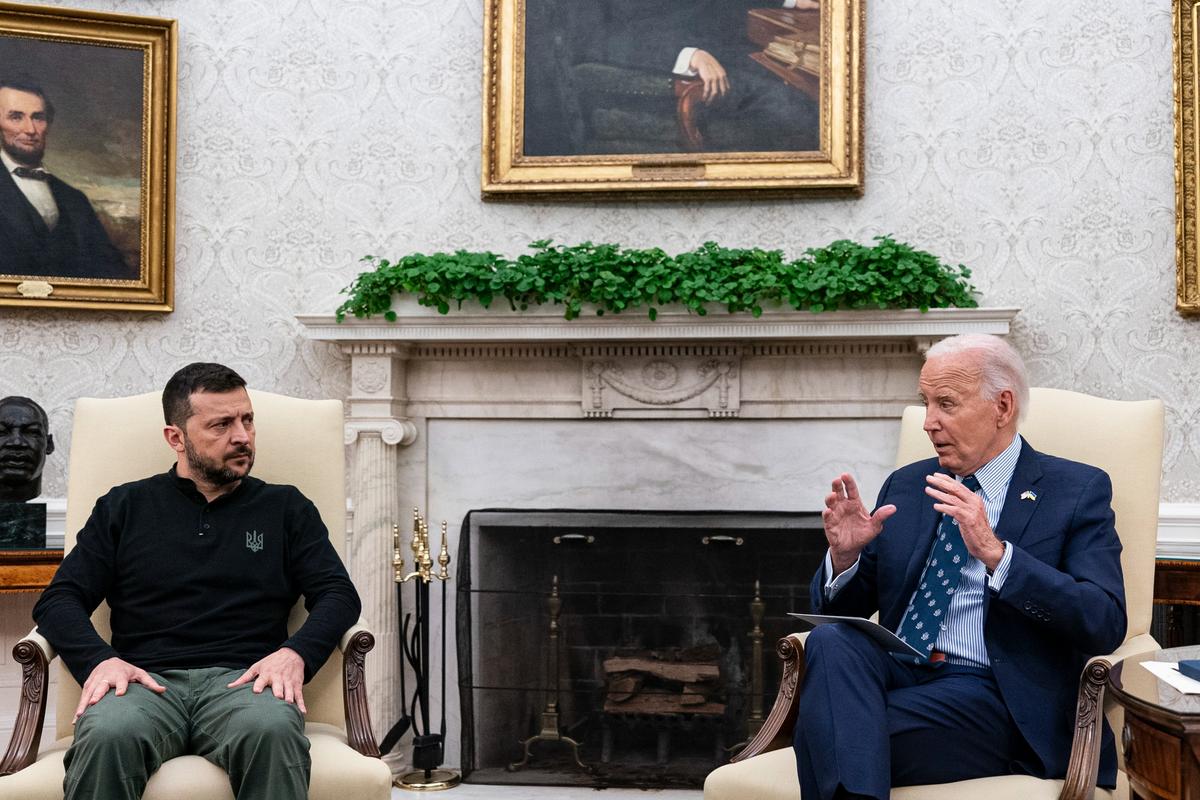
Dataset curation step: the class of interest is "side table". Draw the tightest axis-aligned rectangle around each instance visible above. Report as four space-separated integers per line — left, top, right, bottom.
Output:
1155 560 1200 647
0 550 63 592
1108 645 1200 799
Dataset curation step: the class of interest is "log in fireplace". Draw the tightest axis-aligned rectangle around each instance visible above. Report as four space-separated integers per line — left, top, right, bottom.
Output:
456 509 825 788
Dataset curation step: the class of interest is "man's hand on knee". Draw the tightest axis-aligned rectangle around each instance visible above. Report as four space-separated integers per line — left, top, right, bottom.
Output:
227 646 307 714
75 657 166 722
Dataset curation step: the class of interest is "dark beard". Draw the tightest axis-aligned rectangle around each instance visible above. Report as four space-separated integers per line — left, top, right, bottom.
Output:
183 437 254 486
2 140 44 167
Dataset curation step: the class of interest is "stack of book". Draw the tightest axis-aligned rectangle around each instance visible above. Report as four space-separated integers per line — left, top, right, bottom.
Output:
764 36 821 72
745 5 821 99
746 7 820 50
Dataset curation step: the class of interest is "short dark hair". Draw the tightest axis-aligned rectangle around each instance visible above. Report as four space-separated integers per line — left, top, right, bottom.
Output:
0 396 48 428
162 363 247 428
0 77 55 124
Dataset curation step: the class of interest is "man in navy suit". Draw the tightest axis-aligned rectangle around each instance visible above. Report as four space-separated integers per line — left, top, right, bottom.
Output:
794 334 1126 798
0 78 132 280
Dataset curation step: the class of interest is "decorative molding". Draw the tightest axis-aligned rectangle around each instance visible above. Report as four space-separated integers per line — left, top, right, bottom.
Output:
576 343 744 358
750 341 914 357
413 344 575 360
353 359 389 394
343 418 418 447
1157 503 1200 559
44 499 64 550
584 357 740 418
297 307 1019 345
338 342 410 357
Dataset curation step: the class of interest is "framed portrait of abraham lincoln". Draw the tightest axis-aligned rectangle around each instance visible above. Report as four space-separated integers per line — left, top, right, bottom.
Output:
0 3 175 312
481 0 862 197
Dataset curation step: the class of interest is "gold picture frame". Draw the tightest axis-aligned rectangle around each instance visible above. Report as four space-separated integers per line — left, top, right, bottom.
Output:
482 0 863 198
0 2 175 312
1178 1 1200 313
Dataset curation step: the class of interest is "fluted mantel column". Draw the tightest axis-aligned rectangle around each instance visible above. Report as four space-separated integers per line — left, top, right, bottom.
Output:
339 342 419 772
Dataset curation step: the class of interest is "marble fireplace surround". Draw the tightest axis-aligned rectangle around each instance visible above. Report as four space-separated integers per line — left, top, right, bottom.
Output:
297 305 1018 770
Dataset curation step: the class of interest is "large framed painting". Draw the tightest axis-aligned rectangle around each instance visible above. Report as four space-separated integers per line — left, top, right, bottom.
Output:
482 0 863 198
1178 0 1200 313
0 3 175 312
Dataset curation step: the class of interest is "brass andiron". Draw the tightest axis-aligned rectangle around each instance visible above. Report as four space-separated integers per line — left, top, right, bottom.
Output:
507 575 589 772
387 510 459 792
747 580 766 738
730 580 766 756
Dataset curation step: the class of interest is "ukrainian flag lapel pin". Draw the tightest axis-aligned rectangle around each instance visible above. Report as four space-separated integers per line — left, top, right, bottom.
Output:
1020 490 1038 502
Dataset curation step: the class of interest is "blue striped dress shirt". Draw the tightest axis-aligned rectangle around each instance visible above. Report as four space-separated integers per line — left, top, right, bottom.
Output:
824 434 1023 668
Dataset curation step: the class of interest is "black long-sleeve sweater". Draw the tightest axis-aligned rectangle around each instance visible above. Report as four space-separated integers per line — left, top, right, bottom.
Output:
33 468 361 686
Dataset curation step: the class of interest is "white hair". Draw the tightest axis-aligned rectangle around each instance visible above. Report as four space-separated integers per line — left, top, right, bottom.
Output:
925 334 1029 421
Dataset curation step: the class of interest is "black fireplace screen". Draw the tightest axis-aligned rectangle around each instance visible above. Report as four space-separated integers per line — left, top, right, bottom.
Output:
457 509 825 789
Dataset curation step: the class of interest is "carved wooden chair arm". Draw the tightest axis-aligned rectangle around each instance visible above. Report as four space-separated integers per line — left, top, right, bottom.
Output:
732 633 807 763
673 78 705 151
339 620 381 758
0 629 53 776
1056 656 1111 800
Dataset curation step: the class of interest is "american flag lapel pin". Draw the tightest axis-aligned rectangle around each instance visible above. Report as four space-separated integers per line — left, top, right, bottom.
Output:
1020 490 1038 502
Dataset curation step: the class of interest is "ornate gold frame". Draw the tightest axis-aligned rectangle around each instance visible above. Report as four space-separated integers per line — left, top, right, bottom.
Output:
1177 0 1200 312
481 0 863 198
0 2 175 312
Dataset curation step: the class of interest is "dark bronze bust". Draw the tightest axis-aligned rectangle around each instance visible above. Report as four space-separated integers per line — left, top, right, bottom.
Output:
0 396 54 503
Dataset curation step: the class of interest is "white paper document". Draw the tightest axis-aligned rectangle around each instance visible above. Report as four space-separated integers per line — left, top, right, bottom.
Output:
788 613 926 660
1141 660 1200 694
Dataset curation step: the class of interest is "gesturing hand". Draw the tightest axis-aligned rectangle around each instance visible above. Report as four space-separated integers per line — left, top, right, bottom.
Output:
75 657 165 722
823 473 896 574
227 646 307 714
688 49 729 103
924 473 1005 571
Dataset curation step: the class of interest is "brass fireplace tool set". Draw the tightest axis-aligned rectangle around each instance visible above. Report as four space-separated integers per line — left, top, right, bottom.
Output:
383 509 459 791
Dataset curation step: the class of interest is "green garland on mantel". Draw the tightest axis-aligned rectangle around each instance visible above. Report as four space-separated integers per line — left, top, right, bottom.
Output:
335 236 978 322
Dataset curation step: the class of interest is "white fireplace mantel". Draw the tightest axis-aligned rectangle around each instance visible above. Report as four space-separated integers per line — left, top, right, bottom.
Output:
296 305 1018 769
298 306 1019 426
298 305 1019 346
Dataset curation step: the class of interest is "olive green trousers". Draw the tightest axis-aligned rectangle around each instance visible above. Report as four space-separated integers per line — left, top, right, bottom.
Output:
63 667 309 800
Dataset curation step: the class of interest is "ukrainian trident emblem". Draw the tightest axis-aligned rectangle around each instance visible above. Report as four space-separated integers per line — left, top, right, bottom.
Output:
246 530 263 553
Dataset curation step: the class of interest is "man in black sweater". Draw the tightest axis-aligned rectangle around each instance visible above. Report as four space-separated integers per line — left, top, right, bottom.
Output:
33 363 361 800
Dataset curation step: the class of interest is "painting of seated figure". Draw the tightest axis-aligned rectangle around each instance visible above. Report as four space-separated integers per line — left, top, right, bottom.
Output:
523 0 822 157
483 0 861 195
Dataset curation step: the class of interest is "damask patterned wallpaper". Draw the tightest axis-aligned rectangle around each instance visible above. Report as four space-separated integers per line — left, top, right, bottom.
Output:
0 0 1191 500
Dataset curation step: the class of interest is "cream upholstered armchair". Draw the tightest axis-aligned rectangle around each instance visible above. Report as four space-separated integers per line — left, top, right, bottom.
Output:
704 387 1165 800
0 391 393 800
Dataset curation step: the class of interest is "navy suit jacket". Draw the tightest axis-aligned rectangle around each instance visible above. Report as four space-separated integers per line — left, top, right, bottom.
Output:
811 440 1126 785
0 167 132 280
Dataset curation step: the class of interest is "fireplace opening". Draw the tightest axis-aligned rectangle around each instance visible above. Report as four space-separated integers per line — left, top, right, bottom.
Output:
456 509 826 789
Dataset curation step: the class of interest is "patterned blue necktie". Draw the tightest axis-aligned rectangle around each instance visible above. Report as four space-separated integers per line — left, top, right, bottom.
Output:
895 474 981 662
